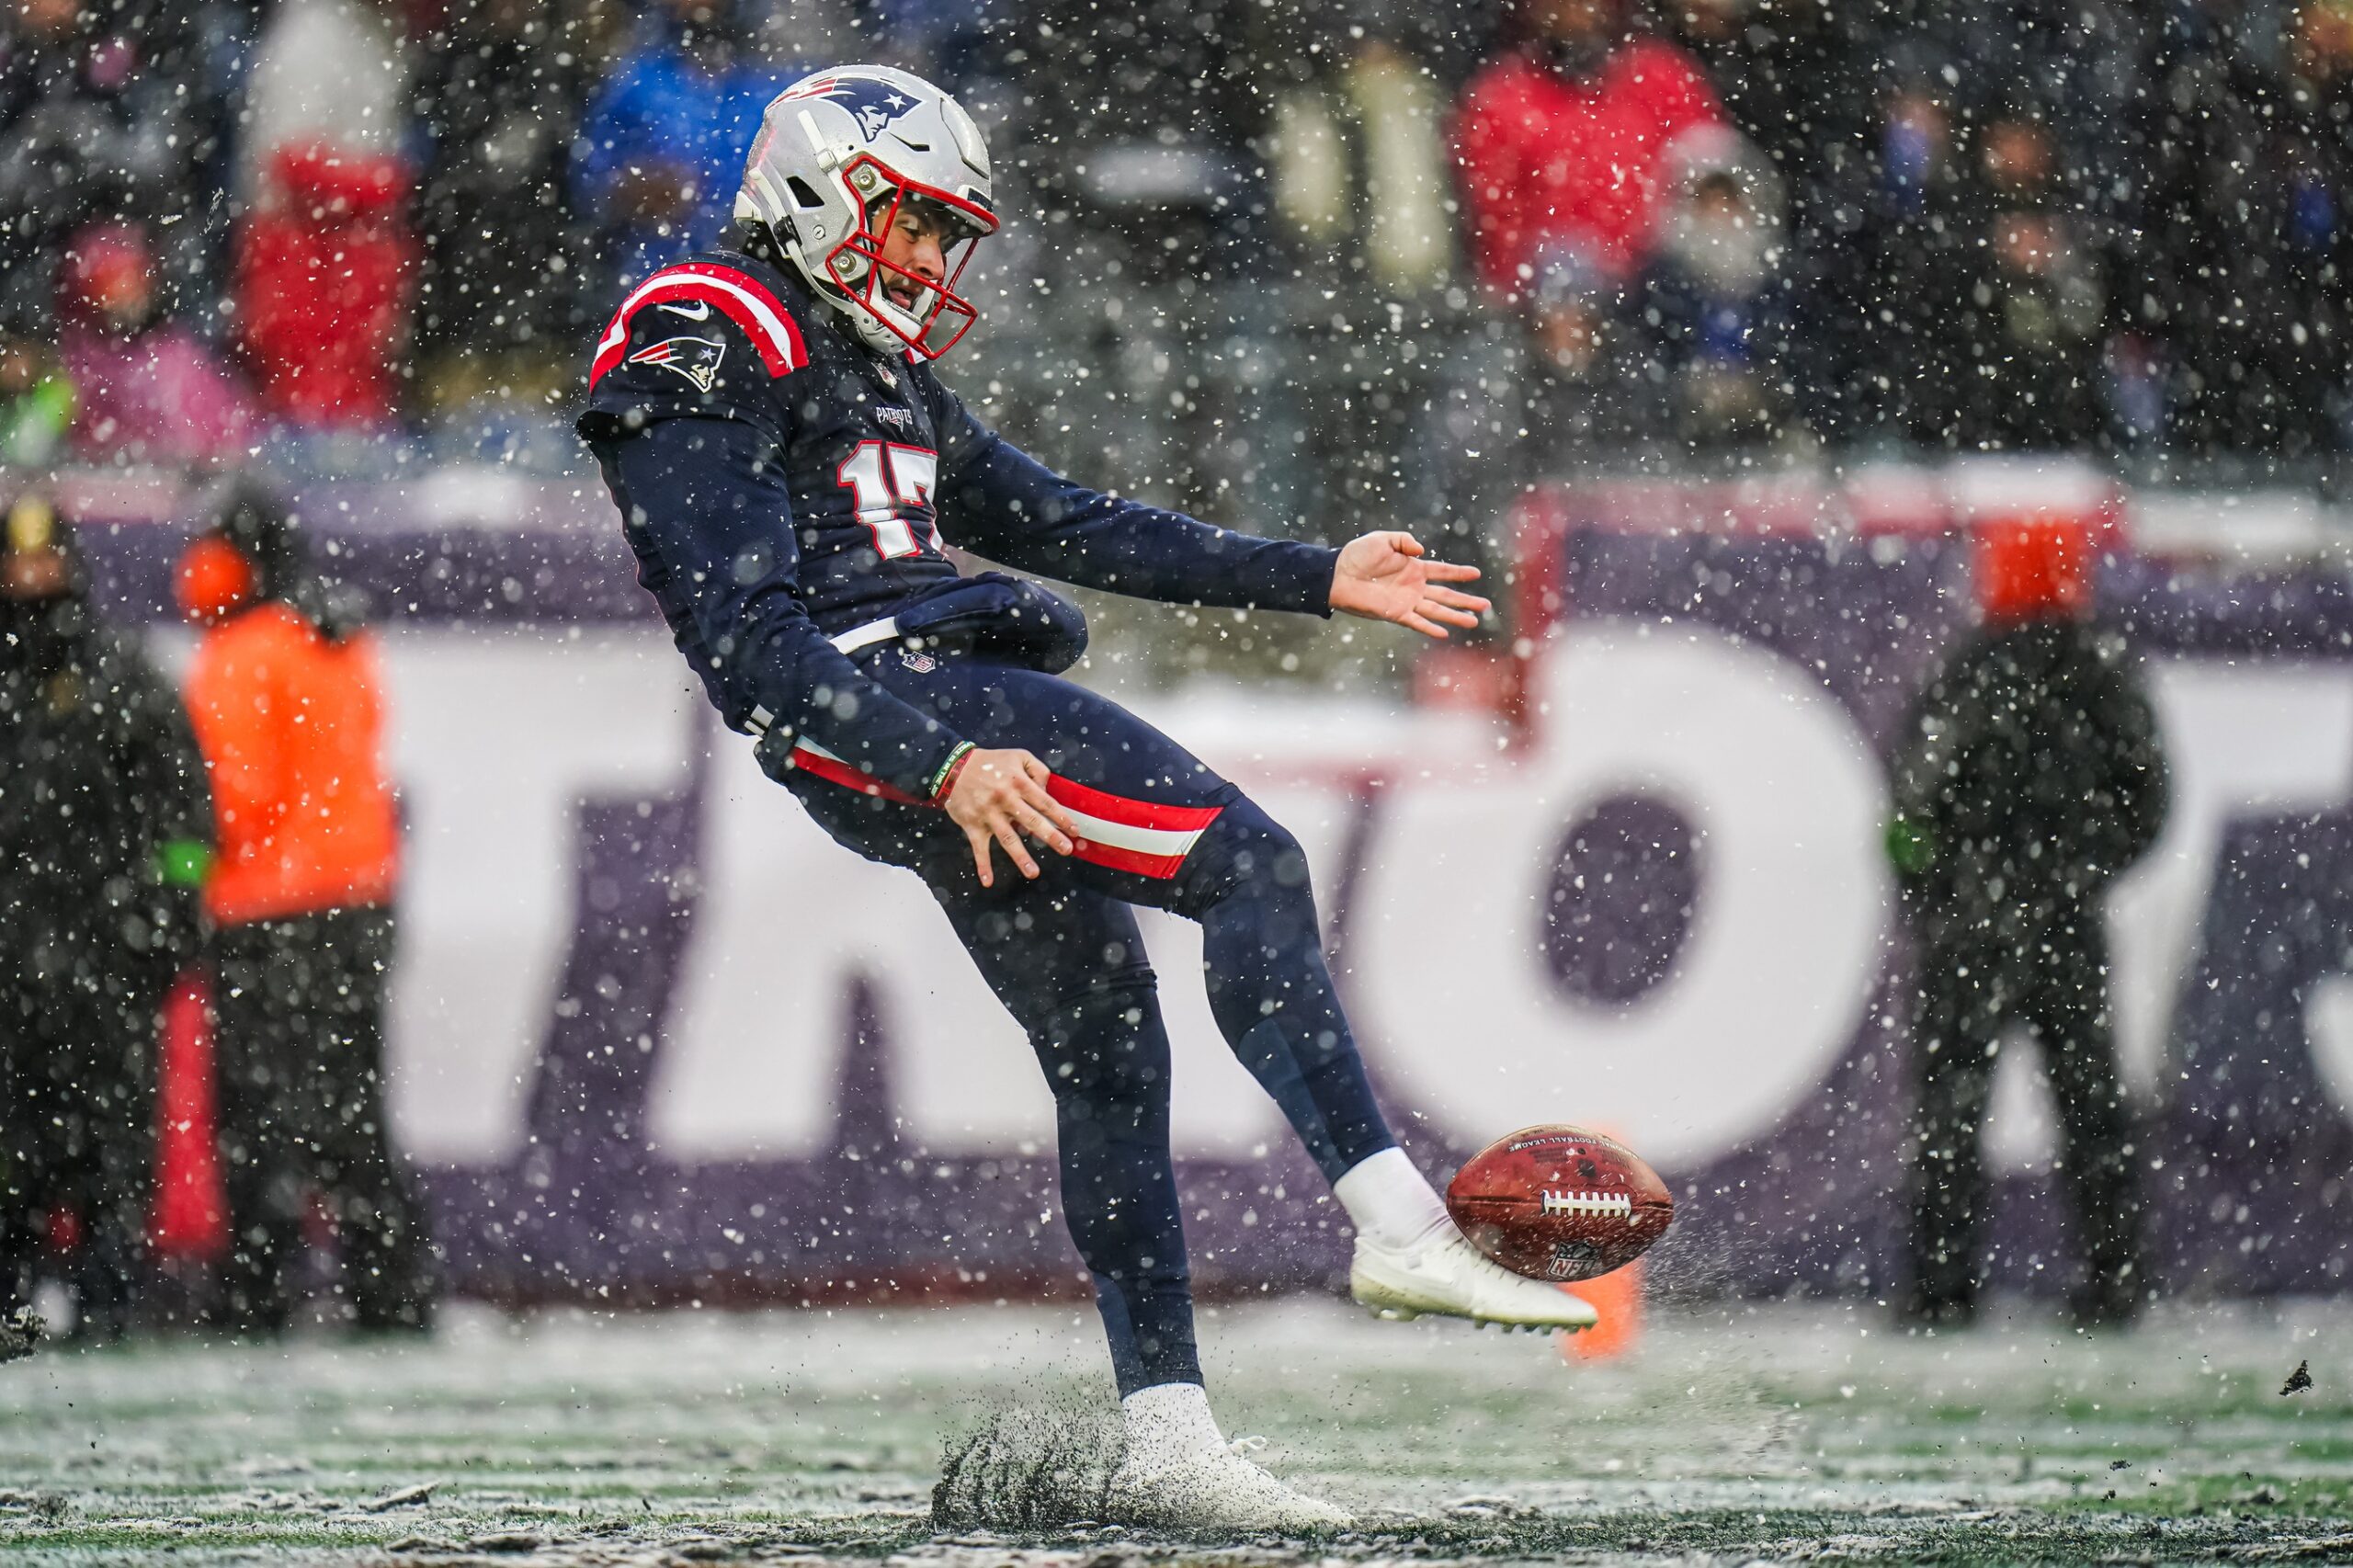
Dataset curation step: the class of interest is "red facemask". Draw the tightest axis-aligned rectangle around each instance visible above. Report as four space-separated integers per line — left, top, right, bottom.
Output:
823 154 991 360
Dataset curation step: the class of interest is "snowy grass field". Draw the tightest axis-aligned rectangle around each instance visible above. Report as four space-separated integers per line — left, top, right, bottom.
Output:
1 1295 2347 1566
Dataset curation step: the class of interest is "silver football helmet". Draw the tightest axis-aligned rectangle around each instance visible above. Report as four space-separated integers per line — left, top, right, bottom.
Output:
734 65 996 360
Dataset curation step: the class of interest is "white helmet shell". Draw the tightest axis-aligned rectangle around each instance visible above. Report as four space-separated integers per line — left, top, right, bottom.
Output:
735 65 996 359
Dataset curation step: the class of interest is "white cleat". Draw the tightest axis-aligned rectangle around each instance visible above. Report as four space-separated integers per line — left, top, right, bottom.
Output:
1107 1434 1354 1534
1351 1221 1601 1334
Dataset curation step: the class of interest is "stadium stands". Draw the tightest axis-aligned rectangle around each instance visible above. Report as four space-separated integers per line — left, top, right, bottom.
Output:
0 0 2345 523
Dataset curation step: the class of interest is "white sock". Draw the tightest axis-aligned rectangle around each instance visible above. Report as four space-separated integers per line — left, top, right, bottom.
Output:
1332 1145 1453 1252
1121 1381 1223 1460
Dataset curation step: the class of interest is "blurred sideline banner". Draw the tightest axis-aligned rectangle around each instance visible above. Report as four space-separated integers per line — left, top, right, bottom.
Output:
74 460 2353 1302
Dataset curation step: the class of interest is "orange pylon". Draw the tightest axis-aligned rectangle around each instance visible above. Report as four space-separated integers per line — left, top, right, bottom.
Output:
1559 1120 1644 1361
1561 1256 1642 1360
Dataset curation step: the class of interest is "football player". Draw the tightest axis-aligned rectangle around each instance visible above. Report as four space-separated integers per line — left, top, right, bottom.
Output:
578 65 1596 1530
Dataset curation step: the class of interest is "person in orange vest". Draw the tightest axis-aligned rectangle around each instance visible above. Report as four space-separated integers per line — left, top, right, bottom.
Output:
176 481 434 1336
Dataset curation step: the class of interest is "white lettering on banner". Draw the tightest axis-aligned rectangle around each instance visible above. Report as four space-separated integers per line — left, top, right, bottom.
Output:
654 735 1023 1158
2103 665 2353 1101
381 629 701 1164
1984 1040 2063 1174
1353 626 1889 1169
2303 975 2353 1121
653 743 1334 1158
357 629 2353 1175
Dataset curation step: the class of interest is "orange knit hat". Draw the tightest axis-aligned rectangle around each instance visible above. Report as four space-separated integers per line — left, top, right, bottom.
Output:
1971 514 2097 624
175 533 257 625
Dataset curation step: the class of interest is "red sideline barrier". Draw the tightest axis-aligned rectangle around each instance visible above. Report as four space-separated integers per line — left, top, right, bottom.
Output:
152 971 226 1260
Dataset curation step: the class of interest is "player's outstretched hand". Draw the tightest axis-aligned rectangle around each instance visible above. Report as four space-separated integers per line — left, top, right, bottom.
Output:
1328 531 1491 639
943 747 1080 887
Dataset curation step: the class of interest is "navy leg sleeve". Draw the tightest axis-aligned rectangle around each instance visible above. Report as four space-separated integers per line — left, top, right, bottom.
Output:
774 652 1398 1383
777 652 1398 1183
930 878 1199 1395
1168 796 1395 1184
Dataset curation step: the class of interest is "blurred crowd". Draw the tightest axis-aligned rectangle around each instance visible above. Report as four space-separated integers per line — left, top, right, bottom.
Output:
0 0 2348 485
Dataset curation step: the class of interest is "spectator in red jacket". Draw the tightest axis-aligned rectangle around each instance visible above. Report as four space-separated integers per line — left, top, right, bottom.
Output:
233 148 416 429
1454 0 1724 301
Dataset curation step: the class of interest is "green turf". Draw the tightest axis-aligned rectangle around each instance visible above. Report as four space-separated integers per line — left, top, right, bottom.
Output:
0 1295 2347 1564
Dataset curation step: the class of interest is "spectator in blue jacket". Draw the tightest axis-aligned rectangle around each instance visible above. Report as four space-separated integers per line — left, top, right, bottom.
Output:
571 0 804 286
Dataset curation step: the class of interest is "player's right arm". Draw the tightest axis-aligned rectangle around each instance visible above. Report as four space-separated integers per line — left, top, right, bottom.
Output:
581 269 1076 871
577 271 977 800
598 416 1074 876
591 415 971 801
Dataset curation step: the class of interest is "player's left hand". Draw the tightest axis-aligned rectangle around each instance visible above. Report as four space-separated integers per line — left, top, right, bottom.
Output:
1327 531 1490 640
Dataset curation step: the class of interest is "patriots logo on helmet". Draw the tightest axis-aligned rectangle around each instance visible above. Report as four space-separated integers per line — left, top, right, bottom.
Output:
779 74 925 143
628 335 727 393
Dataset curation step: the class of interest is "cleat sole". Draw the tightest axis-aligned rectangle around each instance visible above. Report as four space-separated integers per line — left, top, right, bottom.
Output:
1350 1257 1597 1335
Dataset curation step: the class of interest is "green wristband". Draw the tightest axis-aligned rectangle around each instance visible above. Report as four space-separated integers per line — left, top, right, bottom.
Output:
927 742 977 803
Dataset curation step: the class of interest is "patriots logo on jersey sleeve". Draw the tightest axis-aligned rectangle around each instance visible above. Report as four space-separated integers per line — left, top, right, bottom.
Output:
779 74 923 142
627 335 727 393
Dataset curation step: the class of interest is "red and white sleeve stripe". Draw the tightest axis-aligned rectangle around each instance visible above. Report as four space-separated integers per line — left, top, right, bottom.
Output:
588 263 809 386
1041 774 1222 880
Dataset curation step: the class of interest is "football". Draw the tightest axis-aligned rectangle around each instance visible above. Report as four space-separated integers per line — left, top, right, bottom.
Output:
1446 1125 1675 1282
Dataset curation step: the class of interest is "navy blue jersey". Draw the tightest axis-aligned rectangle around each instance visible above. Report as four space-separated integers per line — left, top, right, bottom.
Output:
577 246 1340 800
